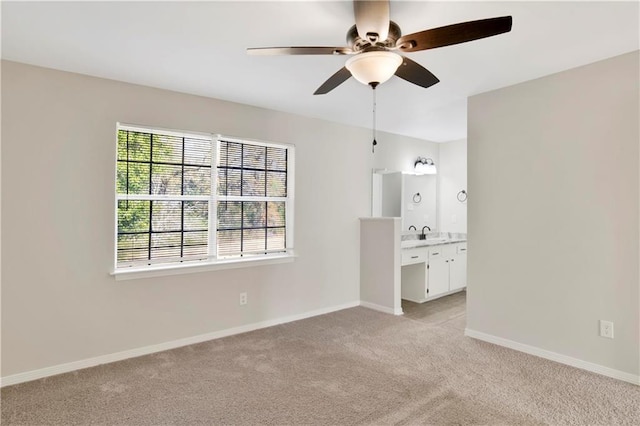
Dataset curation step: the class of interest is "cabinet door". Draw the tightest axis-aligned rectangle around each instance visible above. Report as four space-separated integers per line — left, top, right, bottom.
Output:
427 257 449 298
449 246 467 291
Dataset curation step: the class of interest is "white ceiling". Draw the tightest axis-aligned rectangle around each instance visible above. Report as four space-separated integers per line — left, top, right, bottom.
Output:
2 1 638 142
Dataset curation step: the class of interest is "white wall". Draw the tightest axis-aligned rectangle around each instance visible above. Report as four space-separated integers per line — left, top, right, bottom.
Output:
372 133 439 174
359 218 401 315
0 61 437 378
438 139 467 233
372 136 464 234
403 174 437 232
467 51 639 379
371 132 440 230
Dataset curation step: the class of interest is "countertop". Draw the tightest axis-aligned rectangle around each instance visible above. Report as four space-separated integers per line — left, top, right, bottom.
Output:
400 233 467 249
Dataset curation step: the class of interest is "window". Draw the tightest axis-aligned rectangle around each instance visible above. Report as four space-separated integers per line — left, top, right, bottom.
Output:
216 140 289 258
115 124 294 274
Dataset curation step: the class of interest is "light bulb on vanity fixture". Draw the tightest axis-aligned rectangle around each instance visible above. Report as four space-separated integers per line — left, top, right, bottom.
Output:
414 157 437 175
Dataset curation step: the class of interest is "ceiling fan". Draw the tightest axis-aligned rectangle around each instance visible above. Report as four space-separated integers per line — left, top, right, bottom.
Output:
247 0 512 94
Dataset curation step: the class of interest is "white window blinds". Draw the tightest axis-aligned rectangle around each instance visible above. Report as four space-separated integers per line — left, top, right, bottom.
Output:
216 139 289 258
116 128 212 267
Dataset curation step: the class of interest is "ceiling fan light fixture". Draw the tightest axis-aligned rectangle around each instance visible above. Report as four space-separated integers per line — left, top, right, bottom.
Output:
345 51 402 86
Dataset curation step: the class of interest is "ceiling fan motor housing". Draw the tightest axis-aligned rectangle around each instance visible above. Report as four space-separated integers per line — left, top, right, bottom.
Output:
347 21 402 52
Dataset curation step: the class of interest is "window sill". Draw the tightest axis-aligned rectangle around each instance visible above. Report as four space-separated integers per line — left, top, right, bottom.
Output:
111 253 297 281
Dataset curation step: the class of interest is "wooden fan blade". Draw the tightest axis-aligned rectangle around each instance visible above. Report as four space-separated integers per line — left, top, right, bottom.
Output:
396 16 513 52
354 0 390 42
314 67 352 95
247 46 353 55
394 57 440 89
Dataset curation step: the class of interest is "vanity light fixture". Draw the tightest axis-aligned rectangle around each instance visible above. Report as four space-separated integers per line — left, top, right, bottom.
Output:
414 157 437 175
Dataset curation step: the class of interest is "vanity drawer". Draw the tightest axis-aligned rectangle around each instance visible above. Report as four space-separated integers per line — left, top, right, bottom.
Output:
428 247 445 258
456 243 467 254
401 248 427 266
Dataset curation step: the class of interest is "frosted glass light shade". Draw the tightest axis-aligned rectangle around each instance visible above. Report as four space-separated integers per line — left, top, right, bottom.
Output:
345 51 403 86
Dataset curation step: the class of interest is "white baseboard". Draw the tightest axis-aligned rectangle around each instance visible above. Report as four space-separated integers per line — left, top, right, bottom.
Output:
465 328 640 386
360 301 403 316
1 300 360 388
403 288 465 304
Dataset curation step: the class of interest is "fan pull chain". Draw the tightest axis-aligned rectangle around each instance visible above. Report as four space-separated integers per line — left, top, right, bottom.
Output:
372 86 378 153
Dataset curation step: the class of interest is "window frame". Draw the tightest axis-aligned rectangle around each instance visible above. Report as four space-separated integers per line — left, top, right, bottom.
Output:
112 124 295 280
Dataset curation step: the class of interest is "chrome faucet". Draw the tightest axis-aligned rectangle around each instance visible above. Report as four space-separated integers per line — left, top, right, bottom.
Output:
408 225 417 231
420 225 431 240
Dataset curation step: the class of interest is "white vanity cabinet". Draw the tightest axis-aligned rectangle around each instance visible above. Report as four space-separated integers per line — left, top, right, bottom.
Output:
426 247 450 298
401 242 467 303
427 243 467 298
448 244 467 292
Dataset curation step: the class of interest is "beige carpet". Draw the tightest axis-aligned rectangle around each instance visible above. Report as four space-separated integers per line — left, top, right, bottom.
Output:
2 296 639 425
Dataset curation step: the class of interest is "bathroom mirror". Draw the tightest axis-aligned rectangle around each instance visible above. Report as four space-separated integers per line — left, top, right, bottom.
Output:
372 170 437 232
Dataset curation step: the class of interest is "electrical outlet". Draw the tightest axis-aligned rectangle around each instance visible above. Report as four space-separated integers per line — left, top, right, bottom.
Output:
599 320 614 339
239 292 248 306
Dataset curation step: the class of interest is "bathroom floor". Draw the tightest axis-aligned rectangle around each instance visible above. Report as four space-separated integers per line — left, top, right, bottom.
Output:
401 290 466 330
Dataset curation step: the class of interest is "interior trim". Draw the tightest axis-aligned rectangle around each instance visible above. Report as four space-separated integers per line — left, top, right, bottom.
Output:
360 301 403 316
1 300 360 387
465 328 640 386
